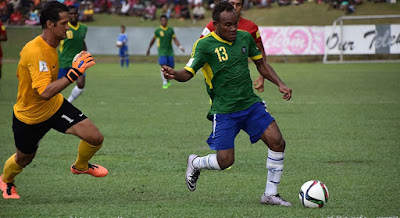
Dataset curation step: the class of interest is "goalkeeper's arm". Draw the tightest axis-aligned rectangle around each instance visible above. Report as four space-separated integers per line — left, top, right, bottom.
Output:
39 51 95 100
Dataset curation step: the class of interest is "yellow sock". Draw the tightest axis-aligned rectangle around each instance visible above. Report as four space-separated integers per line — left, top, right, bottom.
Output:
2 154 23 183
74 140 102 171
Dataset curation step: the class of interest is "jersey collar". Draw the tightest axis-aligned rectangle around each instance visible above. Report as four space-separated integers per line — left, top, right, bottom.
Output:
211 32 233 45
160 25 168 31
68 22 80 31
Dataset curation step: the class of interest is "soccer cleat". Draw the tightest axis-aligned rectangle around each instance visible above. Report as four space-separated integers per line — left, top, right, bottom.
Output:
0 175 20 199
185 154 200 191
167 81 171 87
162 85 168 89
260 193 292 207
70 163 108 177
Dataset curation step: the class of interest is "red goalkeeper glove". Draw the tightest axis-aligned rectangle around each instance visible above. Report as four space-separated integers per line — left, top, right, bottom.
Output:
65 51 96 83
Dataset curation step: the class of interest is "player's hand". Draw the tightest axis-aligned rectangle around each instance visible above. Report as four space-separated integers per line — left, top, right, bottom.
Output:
72 51 95 73
254 75 265 92
65 51 95 83
146 49 150 56
179 46 185 53
161 65 175 80
279 85 292 101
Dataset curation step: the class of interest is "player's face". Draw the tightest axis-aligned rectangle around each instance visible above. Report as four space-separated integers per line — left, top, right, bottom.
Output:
229 0 243 15
121 26 125 33
69 8 79 24
53 11 70 40
214 10 238 42
160 17 168 27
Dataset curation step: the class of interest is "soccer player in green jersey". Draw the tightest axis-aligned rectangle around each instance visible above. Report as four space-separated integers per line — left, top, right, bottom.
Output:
146 15 185 89
162 2 293 206
57 6 88 103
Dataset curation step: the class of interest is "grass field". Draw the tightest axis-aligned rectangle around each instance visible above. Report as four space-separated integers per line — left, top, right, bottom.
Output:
0 61 399 217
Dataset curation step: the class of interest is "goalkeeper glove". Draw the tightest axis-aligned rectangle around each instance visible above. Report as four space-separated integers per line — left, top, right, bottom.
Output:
65 51 96 83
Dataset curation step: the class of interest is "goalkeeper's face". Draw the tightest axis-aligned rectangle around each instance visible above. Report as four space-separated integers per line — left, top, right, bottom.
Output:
53 11 70 41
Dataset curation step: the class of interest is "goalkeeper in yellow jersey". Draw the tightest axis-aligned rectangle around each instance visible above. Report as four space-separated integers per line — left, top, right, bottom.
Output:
0 1 108 200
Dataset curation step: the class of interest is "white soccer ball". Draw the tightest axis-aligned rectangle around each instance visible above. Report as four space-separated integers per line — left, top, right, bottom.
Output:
116 41 123 47
299 180 329 208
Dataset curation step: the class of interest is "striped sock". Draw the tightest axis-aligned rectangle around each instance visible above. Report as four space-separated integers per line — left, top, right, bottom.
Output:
193 154 221 170
265 149 285 196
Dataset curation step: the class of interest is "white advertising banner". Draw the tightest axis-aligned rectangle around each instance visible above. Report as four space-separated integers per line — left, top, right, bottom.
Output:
258 24 400 55
325 25 376 55
390 24 400 54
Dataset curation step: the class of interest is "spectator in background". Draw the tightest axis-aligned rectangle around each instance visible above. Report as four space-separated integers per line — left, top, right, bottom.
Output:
161 2 173 18
9 0 21 12
130 0 144 16
0 19 6 80
178 0 190 20
0 0 10 24
82 1 94 21
142 0 156 20
24 4 39 25
94 0 111 13
120 0 130 15
9 8 25 24
191 2 204 22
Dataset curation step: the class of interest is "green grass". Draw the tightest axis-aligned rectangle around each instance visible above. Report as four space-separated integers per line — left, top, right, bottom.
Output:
0 62 399 216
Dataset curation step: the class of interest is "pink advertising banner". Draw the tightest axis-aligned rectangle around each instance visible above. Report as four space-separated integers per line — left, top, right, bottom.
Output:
259 26 325 55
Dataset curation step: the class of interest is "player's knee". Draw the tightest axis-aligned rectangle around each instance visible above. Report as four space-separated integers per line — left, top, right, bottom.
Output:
272 138 286 152
15 154 34 167
89 133 104 146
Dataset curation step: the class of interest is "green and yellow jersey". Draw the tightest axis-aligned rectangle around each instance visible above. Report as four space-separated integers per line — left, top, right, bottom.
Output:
58 22 87 68
154 25 175 56
184 30 263 119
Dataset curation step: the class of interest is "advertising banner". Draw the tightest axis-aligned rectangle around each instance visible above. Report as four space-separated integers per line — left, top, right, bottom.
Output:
259 26 325 55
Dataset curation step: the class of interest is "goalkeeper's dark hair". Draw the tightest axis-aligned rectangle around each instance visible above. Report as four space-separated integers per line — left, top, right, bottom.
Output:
212 1 235 23
40 1 69 29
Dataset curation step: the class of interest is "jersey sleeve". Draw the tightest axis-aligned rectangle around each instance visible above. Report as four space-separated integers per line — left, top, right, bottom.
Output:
200 21 214 38
252 26 261 44
26 51 52 94
184 40 206 75
83 25 88 38
248 34 262 61
171 28 176 38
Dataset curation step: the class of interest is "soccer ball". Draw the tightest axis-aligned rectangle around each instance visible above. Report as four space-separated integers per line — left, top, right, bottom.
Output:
299 180 329 208
116 41 123 47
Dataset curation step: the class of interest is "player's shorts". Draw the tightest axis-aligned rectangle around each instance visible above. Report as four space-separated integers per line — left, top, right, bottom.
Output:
206 102 274 151
119 46 129 58
158 56 175 68
58 67 86 79
12 98 88 154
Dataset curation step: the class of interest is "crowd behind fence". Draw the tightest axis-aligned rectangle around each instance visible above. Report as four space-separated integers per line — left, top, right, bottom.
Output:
0 0 397 26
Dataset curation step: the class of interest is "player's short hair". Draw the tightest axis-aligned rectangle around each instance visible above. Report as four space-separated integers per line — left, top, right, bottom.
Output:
160 14 168 20
68 5 78 11
212 1 235 23
40 1 69 29
121 25 126 29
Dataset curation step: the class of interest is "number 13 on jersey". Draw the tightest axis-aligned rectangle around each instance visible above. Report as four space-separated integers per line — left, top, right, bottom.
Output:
215 46 228 62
